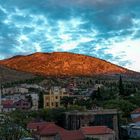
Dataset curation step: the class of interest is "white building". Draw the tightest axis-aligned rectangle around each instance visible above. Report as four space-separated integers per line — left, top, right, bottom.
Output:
1 87 28 95
127 108 140 139
21 84 45 91
131 108 140 119
128 124 140 138
94 84 104 90
3 94 26 101
27 93 39 110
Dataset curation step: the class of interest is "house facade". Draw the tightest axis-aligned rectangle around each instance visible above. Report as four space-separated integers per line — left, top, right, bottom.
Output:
44 87 69 109
1 87 28 95
126 108 140 139
27 122 85 140
30 93 39 110
14 99 31 110
65 109 119 140
81 126 115 140
2 100 16 112
128 124 140 138
131 108 140 119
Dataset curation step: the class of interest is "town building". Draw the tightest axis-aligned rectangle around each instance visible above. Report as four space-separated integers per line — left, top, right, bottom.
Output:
14 99 31 110
93 84 104 90
27 121 85 140
27 121 116 140
21 84 45 91
3 94 26 101
65 109 119 140
29 93 39 110
3 92 39 111
1 87 28 95
132 116 140 126
81 126 115 140
131 108 140 119
2 100 16 112
127 124 140 139
44 87 69 109
125 108 140 139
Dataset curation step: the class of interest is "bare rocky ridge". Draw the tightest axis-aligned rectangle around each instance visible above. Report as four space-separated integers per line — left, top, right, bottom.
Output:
0 52 137 77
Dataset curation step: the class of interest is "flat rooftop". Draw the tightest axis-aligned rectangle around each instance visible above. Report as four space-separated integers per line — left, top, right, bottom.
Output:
65 109 118 115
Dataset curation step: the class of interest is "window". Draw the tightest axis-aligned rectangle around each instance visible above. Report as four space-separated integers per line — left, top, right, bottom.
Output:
23 103 28 106
56 102 59 107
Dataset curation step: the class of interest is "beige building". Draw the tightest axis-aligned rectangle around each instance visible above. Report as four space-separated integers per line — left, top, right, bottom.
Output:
44 87 69 109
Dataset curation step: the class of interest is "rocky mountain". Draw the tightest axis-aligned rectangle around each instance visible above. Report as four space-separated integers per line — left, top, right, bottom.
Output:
0 52 137 77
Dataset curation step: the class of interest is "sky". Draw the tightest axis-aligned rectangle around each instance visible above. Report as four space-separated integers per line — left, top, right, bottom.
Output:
0 0 140 71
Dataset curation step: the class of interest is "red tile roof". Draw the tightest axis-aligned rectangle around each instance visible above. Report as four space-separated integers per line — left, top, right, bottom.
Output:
131 108 140 114
2 100 15 108
133 116 140 123
60 130 85 140
27 122 65 136
37 123 65 136
27 122 49 130
81 126 114 135
27 122 85 140
2 100 14 105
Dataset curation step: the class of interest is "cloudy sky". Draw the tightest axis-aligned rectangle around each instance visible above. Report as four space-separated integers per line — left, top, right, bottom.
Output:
0 0 140 71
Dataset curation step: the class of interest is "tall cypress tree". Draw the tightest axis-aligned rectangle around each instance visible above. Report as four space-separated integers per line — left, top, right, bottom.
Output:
119 75 124 96
38 92 44 109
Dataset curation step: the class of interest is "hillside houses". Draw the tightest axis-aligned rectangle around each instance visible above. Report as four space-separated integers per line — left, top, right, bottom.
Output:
0 84 41 112
0 81 106 112
0 87 28 95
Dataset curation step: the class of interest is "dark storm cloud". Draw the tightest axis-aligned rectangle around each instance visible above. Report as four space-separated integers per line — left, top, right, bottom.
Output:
0 0 139 31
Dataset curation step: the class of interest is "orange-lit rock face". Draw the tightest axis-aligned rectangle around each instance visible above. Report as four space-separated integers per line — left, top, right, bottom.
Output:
0 52 131 77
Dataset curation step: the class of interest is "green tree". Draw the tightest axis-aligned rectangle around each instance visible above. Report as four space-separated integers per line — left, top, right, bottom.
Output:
60 96 75 108
67 105 85 111
38 92 44 109
9 110 32 128
74 98 92 109
103 99 137 120
119 75 125 96
0 115 30 140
